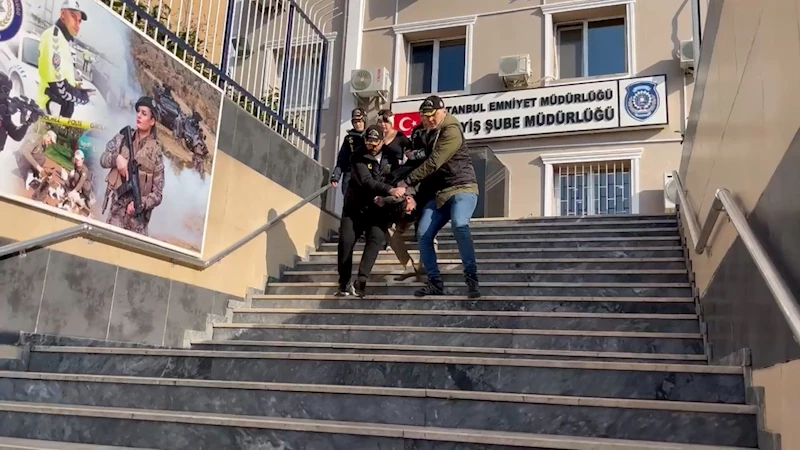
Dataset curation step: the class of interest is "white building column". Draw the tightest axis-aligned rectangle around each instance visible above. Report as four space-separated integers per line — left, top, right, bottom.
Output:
333 0 366 214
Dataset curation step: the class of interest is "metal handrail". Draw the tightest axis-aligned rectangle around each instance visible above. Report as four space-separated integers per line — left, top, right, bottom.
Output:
672 170 800 344
0 185 333 270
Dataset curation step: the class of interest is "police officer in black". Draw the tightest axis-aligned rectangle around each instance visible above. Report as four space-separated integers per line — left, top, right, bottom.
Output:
336 124 403 298
330 107 367 194
0 72 39 151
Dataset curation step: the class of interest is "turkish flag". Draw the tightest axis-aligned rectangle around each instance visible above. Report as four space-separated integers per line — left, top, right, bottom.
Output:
394 112 420 137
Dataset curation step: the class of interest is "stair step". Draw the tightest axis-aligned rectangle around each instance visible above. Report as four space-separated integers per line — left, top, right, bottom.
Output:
0 436 153 449
294 257 688 271
231 308 699 333
0 400 750 449
248 294 697 314
390 228 682 241
191 340 707 363
320 237 681 251
0 372 756 447
308 247 686 262
27 347 745 403
282 269 688 283
331 218 678 232
212 323 705 355
263 281 694 297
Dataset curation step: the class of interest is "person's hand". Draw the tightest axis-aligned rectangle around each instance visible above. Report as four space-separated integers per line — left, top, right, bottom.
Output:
404 150 414 160
67 190 80 202
35 164 44 174
374 196 385 206
389 187 405 198
405 196 416 213
126 201 135 216
330 179 338 188
398 180 408 188
116 154 129 180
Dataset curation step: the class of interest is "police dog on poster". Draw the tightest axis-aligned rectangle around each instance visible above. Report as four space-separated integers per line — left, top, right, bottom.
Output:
0 0 222 256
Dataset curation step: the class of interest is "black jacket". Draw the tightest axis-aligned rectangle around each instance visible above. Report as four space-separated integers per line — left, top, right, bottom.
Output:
331 128 364 182
344 150 398 213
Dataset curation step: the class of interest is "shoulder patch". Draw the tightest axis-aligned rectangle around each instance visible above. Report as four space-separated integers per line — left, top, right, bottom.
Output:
52 52 61 69
367 163 372 170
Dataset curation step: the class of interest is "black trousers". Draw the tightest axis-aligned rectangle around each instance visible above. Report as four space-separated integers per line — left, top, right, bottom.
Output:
337 208 387 288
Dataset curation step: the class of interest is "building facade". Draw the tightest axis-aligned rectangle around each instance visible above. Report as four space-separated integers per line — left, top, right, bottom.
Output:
322 0 697 217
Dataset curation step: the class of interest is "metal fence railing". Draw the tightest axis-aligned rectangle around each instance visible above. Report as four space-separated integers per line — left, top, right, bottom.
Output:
102 0 336 160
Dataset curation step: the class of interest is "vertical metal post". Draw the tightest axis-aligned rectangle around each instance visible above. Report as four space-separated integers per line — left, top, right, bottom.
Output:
312 39 328 161
278 4 296 134
219 0 238 87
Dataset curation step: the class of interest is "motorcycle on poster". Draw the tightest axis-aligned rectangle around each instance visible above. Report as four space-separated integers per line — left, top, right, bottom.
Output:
0 0 222 256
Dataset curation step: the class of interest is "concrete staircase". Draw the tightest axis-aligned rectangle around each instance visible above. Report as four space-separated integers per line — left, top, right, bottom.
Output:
0 214 760 449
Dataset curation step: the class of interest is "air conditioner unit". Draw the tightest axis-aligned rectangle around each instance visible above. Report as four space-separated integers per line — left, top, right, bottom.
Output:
350 68 391 100
664 172 679 213
498 54 531 88
679 39 695 72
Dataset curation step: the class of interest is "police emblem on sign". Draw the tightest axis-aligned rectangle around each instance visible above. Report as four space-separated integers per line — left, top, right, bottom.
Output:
0 0 23 42
624 81 659 121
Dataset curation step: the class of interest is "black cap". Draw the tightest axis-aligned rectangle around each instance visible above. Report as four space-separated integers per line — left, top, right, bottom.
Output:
135 96 160 121
364 125 383 144
419 95 444 116
0 72 11 97
351 107 366 121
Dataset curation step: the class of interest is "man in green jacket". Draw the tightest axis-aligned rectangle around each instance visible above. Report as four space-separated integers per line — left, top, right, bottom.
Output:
395 95 480 298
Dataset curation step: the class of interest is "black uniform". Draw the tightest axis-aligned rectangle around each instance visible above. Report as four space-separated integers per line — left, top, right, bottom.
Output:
331 108 367 195
331 128 364 194
337 126 398 296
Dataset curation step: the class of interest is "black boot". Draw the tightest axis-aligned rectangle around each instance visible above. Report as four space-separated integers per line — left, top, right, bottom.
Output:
465 274 481 299
414 279 444 297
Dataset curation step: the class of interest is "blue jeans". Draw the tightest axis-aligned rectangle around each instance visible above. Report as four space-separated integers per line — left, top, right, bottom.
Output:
417 193 478 282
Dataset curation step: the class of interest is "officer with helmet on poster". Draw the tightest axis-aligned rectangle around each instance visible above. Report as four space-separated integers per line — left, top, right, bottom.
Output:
37 0 94 118
330 107 367 195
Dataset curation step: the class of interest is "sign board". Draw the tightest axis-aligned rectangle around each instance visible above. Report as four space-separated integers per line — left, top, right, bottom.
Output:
392 75 668 139
0 0 223 256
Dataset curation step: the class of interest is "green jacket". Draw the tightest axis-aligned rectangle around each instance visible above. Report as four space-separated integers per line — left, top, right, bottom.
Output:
403 113 477 207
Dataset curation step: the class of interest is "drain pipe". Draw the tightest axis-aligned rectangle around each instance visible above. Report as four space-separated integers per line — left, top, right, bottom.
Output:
690 0 702 68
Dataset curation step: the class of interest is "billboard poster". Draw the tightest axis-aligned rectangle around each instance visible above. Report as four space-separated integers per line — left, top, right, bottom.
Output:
0 0 222 256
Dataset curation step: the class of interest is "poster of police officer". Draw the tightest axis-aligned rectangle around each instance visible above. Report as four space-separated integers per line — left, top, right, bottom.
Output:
0 0 222 255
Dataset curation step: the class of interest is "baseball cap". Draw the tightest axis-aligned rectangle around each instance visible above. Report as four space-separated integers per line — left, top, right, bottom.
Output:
351 107 366 121
135 96 160 121
419 95 444 116
364 125 383 145
73 149 84 160
45 130 57 143
61 0 88 20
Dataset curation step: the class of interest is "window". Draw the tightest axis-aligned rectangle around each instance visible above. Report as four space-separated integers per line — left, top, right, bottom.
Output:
407 38 466 96
556 18 627 79
266 47 323 110
556 161 632 216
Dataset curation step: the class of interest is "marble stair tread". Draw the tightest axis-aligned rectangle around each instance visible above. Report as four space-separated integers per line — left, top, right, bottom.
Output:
212 322 703 339
0 401 749 450
233 308 697 320
470 213 675 222
331 219 678 230
28 346 740 374
191 340 708 362
298 257 687 265
250 294 694 302
265 281 691 288
394 226 680 235
322 236 680 245
284 269 689 275
0 437 154 449
309 246 684 256
0 371 755 414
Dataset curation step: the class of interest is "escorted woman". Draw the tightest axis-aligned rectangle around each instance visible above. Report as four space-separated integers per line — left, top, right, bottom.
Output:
376 109 411 164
